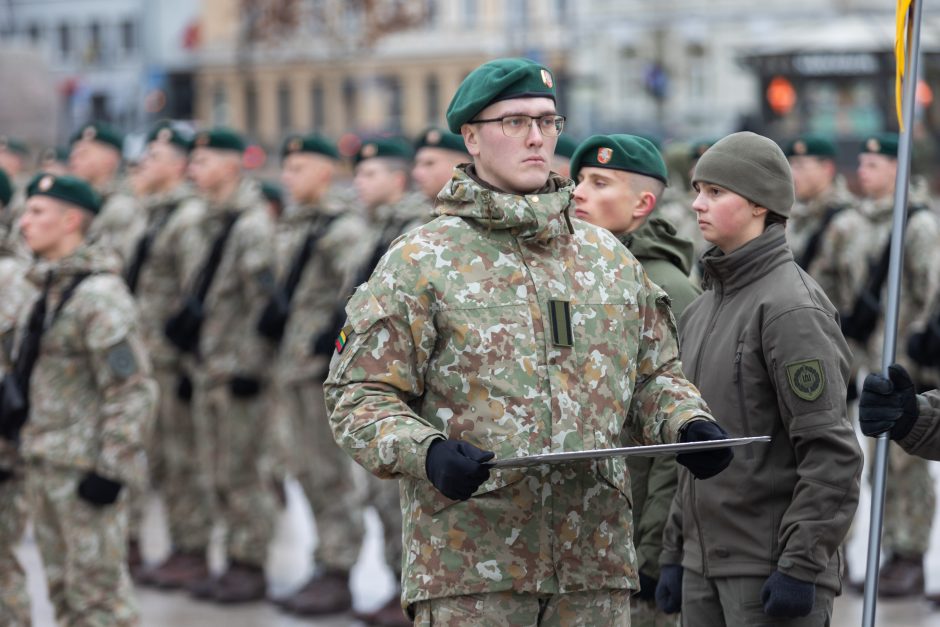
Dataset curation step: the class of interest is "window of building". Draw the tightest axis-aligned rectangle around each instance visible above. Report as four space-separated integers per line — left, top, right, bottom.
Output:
245 80 259 134
121 19 136 55
425 75 440 124
58 23 71 59
343 77 357 128
687 43 706 102
311 81 325 130
555 0 568 19
27 23 41 44
462 0 477 27
425 0 437 26
278 80 292 132
88 21 102 63
386 76 403 132
212 83 229 125
508 0 527 27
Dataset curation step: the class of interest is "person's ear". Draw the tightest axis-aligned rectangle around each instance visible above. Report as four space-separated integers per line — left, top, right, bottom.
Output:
752 204 769 218
634 191 658 221
462 124 481 158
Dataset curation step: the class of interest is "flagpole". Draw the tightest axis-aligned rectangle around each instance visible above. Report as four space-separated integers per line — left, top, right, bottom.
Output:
862 1 924 625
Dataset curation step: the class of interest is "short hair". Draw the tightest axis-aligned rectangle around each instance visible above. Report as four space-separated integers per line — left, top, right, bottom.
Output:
626 172 666 201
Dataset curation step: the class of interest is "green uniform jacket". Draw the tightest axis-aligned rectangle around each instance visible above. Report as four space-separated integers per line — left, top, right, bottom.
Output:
325 165 715 607
618 216 700 580
662 225 862 592
899 391 940 460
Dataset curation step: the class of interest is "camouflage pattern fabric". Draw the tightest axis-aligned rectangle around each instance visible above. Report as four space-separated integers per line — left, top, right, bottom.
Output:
631 597 678 627
412 588 631 627
883 442 936 556
26 463 139 626
788 176 852 275
87 181 146 264
326 165 715 607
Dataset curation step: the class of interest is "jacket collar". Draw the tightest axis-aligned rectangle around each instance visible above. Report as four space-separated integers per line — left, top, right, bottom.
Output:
701 224 793 294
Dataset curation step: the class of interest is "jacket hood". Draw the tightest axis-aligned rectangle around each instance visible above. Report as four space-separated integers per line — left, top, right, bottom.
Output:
620 217 696 277
435 164 574 243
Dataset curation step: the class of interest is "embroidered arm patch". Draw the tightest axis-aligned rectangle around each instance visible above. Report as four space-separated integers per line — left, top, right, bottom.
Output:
786 359 826 402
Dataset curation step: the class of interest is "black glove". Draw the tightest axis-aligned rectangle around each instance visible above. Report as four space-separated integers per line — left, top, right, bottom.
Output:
859 364 918 440
77 472 123 507
636 571 658 601
176 374 193 402
425 439 494 501
760 570 815 618
0 468 13 484
655 564 683 614
676 420 734 480
229 375 262 398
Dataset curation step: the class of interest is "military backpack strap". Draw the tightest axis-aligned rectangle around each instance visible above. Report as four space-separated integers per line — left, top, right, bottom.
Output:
124 203 177 295
192 211 240 303
797 203 847 271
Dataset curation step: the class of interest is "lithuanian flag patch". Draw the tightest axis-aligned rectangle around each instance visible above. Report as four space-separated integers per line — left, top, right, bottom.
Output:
335 325 353 354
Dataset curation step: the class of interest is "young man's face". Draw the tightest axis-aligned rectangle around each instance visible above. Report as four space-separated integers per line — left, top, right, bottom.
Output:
412 147 465 201
20 195 78 257
857 153 897 200
69 140 120 183
0 151 23 178
789 156 834 202
573 167 641 234
134 141 187 195
187 148 240 195
354 159 405 209
463 97 558 195
281 152 334 205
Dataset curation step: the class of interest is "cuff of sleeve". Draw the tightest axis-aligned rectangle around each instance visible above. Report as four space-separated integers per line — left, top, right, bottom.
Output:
404 428 446 480
674 415 715 442
659 548 683 567
899 398 932 452
776 557 819 584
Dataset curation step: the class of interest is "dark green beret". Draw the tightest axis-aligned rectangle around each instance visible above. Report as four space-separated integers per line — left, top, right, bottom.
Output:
0 169 12 207
446 58 557 133
260 180 283 205
354 137 414 165
281 133 340 160
554 134 578 159
26 172 101 214
689 138 718 161
146 121 192 151
414 127 468 155
860 133 899 158
40 146 70 164
0 136 29 157
191 127 246 153
783 134 837 158
570 134 668 184
69 121 124 152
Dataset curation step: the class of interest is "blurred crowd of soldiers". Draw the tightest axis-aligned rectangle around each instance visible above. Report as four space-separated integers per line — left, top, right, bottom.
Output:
0 71 938 626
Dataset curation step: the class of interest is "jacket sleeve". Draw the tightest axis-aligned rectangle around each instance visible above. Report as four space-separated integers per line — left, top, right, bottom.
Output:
659 474 686 567
899 391 940 461
765 306 863 584
324 247 446 480
627 273 715 445
83 279 158 486
633 455 678 578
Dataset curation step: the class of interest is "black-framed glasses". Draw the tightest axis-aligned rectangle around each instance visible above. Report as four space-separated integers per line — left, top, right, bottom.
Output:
469 114 566 138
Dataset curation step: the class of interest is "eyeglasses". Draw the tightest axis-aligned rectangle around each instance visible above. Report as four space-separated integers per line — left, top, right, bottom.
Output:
469 114 566 138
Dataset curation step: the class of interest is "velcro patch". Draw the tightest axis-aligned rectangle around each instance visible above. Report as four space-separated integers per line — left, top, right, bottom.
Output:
107 341 138 379
335 325 353 354
548 299 573 348
786 359 825 402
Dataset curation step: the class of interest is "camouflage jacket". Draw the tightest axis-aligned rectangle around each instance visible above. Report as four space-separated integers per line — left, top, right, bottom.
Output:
273 199 368 382
133 184 206 369
13 245 157 486
325 166 714 605
88 178 145 264
788 177 853 275
196 178 276 382
814 196 940 379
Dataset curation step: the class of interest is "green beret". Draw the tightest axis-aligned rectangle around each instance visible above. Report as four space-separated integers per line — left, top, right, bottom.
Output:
191 127 246 153
354 137 414 165
570 134 668 184
69 121 124 152
554 134 578 159
414 127 468 155
26 172 102 215
146 121 192 151
281 133 340 160
260 180 283 205
0 169 12 207
446 58 557 133
41 146 70 164
0 136 29 157
689 138 718 161
860 133 899 158
783 134 837 158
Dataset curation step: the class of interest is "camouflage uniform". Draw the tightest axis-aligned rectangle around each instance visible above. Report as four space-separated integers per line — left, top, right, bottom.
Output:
325 166 715 614
0 227 35 626
271 197 369 572
788 177 853 277
87 180 145 263
129 184 208 554
16 244 157 626
617 217 700 627
815 196 940 557
192 178 278 569
656 188 705 286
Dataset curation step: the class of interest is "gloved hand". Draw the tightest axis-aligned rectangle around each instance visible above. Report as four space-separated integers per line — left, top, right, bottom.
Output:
425 439 494 501
176 374 193 402
655 564 683 614
859 364 918 441
676 420 734 479
77 472 123 507
229 375 262 398
760 571 815 618
636 571 658 601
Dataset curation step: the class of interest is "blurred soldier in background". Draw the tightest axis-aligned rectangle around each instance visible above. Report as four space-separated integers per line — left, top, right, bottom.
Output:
551 133 578 179
412 127 469 204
